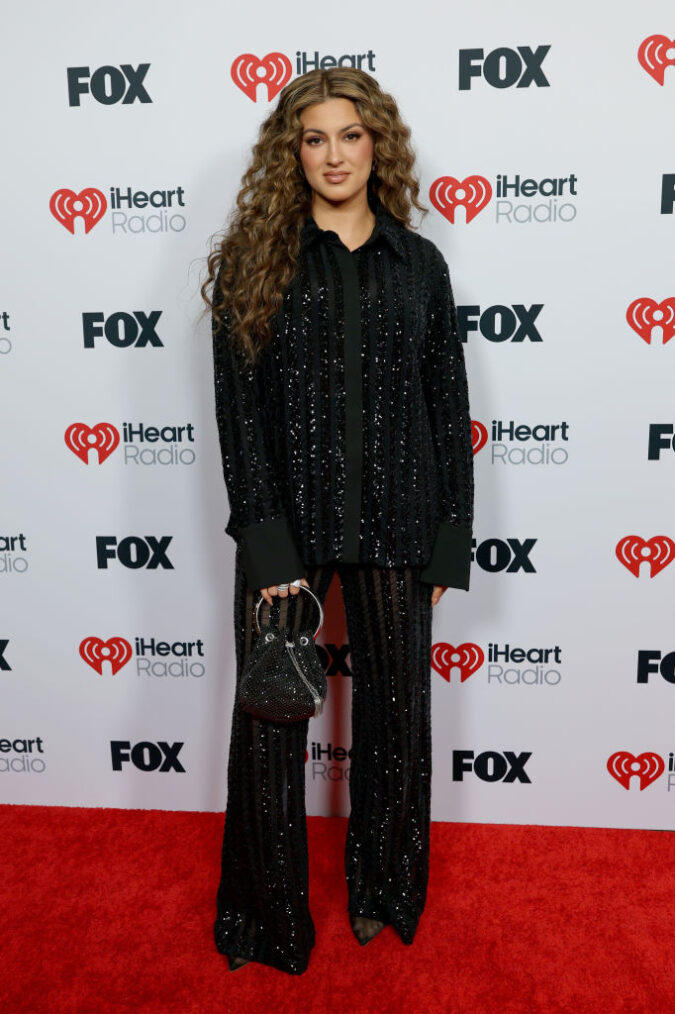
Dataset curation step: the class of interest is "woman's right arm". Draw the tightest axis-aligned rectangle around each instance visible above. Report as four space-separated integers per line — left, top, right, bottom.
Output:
211 274 306 593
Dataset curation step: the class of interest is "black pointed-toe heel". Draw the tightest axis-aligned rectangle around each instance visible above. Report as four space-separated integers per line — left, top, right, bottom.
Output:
227 954 250 971
351 915 385 946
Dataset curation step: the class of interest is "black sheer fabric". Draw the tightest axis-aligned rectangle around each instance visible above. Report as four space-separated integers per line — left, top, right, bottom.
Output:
214 543 434 975
210 197 474 594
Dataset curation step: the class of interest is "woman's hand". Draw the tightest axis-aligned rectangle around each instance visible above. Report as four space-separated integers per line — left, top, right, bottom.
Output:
261 578 445 606
260 577 310 606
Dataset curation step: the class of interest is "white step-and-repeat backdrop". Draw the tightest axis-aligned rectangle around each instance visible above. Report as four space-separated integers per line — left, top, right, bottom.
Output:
2 1 674 829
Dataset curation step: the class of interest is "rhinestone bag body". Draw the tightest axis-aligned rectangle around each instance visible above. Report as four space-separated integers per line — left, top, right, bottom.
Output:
237 585 327 723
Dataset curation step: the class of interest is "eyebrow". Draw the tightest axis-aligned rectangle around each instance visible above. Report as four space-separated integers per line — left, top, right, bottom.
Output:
301 122 363 136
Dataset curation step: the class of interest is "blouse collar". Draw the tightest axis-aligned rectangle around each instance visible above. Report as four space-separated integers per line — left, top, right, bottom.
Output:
300 197 408 261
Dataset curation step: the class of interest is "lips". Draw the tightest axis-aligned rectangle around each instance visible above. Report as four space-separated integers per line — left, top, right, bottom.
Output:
324 172 349 183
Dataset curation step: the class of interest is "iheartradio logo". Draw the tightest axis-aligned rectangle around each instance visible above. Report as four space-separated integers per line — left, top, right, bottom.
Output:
472 421 488 455
231 52 292 102
615 536 675 578
470 419 569 467
50 188 107 234
79 636 132 675
432 642 484 682
626 297 675 345
638 36 675 86
429 175 492 224
65 422 119 464
431 172 578 226
607 751 664 790
433 640 562 687
65 421 196 468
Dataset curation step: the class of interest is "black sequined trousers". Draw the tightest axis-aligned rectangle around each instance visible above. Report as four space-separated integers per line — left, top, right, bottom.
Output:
214 544 434 975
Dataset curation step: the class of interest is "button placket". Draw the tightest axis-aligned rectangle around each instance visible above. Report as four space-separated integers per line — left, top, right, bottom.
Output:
332 245 363 562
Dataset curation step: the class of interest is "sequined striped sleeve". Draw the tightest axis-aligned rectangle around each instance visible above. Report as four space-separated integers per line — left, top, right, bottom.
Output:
418 249 474 591
211 287 305 590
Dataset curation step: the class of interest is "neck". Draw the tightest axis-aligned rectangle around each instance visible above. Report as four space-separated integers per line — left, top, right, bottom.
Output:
310 191 376 249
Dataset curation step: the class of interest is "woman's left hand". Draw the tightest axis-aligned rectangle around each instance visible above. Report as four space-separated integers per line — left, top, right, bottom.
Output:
431 585 447 607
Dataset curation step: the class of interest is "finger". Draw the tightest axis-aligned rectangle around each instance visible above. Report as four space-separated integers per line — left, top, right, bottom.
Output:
261 588 273 606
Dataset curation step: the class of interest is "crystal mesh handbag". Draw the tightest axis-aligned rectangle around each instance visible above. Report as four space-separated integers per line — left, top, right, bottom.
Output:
237 584 327 723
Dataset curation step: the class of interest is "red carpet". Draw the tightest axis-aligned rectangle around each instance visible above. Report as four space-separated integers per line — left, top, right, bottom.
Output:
1 805 672 1013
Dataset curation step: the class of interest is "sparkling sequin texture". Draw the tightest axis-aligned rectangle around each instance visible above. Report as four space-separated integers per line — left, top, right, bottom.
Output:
214 546 433 974
211 197 474 592
211 197 474 975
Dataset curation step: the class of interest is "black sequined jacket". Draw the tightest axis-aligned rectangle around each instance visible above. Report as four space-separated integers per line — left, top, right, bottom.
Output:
211 197 474 591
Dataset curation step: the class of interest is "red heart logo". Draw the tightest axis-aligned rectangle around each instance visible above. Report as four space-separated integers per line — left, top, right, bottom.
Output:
626 297 675 345
79 636 132 675
230 52 293 102
432 642 484 682
607 751 664 790
50 188 107 234
65 422 120 464
472 421 488 455
615 535 675 577
429 175 492 224
638 35 675 85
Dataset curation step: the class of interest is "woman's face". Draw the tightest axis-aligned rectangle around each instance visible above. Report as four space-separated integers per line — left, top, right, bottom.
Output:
298 97 374 205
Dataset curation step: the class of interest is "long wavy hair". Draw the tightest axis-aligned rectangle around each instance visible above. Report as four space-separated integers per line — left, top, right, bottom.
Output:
202 67 427 366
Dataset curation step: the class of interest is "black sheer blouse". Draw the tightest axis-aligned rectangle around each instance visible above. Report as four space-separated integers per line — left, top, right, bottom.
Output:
211 197 474 591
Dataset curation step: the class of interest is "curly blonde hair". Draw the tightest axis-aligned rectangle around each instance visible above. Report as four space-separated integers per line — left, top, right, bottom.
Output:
202 67 427 366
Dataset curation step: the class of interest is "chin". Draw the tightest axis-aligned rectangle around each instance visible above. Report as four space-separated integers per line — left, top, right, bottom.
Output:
315 180 367 203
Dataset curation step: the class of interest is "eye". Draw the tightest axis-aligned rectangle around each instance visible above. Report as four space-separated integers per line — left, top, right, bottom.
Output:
305 136 322 145
345 132 362 140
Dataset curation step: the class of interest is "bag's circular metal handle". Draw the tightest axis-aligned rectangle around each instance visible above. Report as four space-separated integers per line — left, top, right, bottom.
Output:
254 583 324 638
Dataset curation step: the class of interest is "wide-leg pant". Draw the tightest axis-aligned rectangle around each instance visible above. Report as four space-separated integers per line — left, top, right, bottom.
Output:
213 544 434 974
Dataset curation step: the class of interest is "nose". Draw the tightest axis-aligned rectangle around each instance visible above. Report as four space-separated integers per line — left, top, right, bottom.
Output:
325 140 343 165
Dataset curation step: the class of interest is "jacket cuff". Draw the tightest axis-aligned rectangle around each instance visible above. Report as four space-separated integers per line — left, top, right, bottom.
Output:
236 516 305 590
419 522 472 590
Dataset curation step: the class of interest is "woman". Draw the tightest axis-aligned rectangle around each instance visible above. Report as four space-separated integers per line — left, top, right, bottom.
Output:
203 66 474 975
